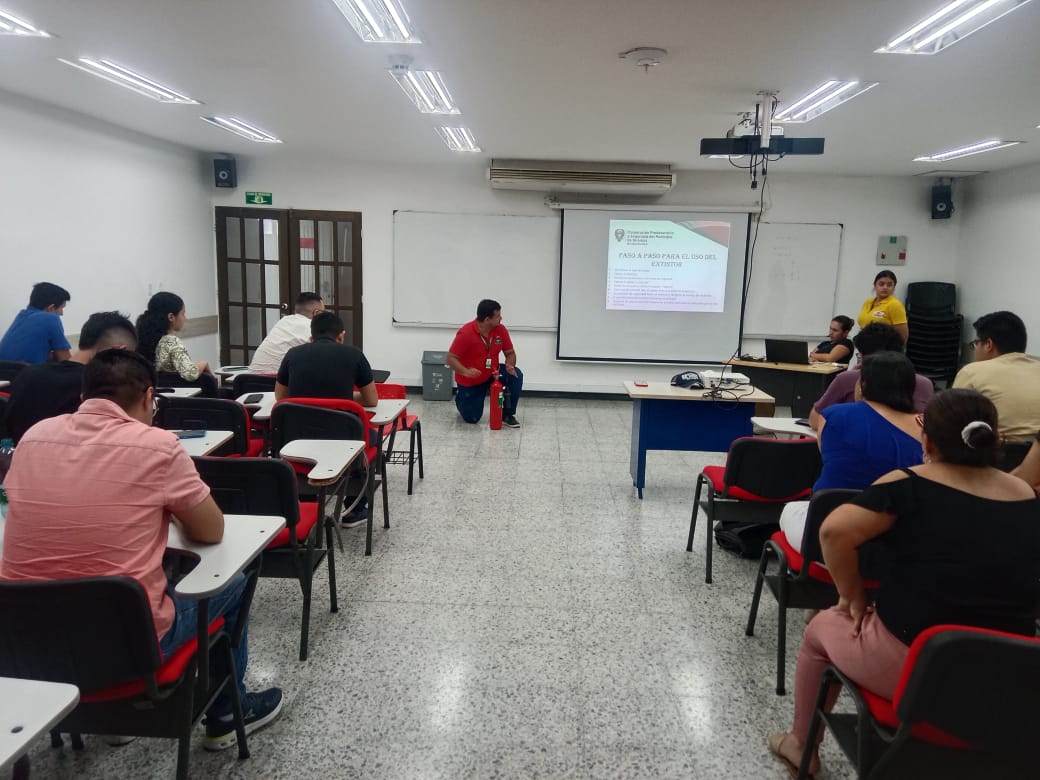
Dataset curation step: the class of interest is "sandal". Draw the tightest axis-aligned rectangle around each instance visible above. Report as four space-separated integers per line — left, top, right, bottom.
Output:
767 732 816 779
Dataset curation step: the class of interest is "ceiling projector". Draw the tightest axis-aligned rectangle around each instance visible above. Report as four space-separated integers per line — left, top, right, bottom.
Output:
700 92 823 162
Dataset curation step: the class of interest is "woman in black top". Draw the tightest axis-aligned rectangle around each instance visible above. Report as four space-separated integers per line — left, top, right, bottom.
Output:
810 315 854 363
769 389 1040 777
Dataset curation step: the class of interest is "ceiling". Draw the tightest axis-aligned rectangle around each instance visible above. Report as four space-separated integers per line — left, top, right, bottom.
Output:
2 0 1039 175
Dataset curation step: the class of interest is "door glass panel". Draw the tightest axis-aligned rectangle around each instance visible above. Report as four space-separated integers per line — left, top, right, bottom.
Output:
299 264 315 295
227 262 243 303
244 218 261 259
337 222 353 264
262 219 279 261
225 218 241 258
228 305 243 345
299 221 314 263
318 221 334 263
230 348 245 365
265 265 280 305
319 265 334 304
247 308 263 348
336 267 353 304
246 264 262 303
266 307 281 334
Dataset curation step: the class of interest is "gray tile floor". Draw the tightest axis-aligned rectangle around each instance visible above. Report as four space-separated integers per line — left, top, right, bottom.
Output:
25 396 857 779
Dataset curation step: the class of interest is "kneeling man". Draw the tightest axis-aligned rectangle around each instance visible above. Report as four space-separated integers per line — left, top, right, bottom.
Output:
447 299 522 427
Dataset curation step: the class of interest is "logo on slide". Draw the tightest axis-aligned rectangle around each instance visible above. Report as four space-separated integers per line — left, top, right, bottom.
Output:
614 228 625 242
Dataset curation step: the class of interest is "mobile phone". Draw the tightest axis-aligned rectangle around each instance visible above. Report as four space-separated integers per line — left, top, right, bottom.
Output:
176 430 206 439
242 393 264 404
795 418 810 427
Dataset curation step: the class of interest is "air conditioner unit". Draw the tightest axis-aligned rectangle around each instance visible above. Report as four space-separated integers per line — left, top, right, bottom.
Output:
488 159 675 195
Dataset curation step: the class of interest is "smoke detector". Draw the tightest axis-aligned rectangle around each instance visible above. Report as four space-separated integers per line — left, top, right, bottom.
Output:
619 47 668 72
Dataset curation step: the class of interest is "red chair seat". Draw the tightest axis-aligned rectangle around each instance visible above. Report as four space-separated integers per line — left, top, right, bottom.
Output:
702 465 812 503
80 616 225 703
245 437 265 457
858 686 973 749
268 502 321 548
771 531 833 583
381 414 418 438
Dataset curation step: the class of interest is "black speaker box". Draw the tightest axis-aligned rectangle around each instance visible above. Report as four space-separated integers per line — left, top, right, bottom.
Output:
931 184 953 219
214 158 237 189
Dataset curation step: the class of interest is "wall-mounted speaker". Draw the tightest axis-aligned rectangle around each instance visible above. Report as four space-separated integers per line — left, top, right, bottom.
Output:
214 158 237 189
931 183 953 219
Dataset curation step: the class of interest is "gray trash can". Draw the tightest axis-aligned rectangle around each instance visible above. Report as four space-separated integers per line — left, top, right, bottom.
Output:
421 351 454 400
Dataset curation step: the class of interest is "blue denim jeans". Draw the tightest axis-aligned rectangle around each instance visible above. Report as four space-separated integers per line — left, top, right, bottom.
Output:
159 571 249 718
454 365 523 424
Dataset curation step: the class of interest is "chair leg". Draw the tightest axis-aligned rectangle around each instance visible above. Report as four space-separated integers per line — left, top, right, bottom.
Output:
407 427 416 496
797 672 833 780
226 640 250 760
175 684 194 780
416 421 424 480
325 520 339 614
70 733 84 751
745 545 773 636
776 575 789 696
49 729 63 748
299 545 314 661
381 458 390 529
705 490 716 584
686 474 704 552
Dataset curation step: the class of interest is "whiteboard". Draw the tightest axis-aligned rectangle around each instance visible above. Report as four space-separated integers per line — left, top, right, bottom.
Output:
393 211 561 330
742 222 843 338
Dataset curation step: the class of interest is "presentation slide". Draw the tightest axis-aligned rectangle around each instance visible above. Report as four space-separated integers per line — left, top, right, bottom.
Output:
557 209 752 364
606 219 730 312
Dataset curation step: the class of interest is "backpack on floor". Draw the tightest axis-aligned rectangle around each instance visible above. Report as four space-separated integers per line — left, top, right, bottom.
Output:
713 520 778 559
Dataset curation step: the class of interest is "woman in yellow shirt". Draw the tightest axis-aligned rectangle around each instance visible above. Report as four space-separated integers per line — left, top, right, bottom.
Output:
857 270 908 342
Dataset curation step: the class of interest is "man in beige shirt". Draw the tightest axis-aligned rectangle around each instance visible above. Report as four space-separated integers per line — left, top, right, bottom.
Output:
953 310 1040 441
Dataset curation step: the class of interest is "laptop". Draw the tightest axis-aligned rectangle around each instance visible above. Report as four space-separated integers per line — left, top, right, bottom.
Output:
764 339 810 365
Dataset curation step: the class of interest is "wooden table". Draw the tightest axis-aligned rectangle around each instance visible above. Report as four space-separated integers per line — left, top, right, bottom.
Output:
156 387 202 399
175 430 234 457
0 678 79 773
624 381 775 498
727 359 845 418
751 416 817 439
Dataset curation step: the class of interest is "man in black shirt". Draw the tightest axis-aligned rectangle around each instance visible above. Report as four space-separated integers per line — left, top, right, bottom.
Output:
5 311 137 443
275 311 377 406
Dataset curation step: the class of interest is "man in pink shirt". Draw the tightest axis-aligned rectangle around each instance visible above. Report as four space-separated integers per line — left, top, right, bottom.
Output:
0 350 282 750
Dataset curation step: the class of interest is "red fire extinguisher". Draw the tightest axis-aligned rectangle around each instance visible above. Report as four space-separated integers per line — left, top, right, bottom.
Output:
489 374 504 430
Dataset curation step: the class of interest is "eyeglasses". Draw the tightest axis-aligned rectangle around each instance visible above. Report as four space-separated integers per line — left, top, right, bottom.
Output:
967 339 980 349
151 393 159 418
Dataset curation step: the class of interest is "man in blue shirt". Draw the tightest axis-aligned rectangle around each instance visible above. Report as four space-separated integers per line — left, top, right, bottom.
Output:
0 282 72 364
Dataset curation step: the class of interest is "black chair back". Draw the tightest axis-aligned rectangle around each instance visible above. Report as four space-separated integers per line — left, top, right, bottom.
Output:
231 373 277 396
723 437 822 499
0 394 9 440
155 396 249 455
799 488 889 580
193 456 300 533
905 282 956 316
897 627 1040 760
157 370 220 399
998 439 1032 472
0 360 28 382
0 577 160 693
269 402 364 457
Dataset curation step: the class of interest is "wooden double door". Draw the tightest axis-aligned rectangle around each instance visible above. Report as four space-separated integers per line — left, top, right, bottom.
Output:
214 207 363 365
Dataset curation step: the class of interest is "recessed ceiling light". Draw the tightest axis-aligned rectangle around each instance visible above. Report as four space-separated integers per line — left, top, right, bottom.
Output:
436 127 481 152
388 67 459 114
201 116 282 143
913 138 1021 162
58 58 198 103
330 0 420 43
773 80 879 123
0 8 49 36
876 0 1035 55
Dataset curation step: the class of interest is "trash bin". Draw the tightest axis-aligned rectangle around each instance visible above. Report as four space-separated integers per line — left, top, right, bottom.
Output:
421 351 454 400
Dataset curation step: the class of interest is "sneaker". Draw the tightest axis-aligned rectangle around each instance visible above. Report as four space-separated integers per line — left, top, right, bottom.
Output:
340 502 369 529
502 414 521 428
203 688 284 751
103 735 137 747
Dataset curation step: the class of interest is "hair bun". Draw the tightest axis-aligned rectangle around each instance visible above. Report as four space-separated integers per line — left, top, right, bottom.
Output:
961 421 996 449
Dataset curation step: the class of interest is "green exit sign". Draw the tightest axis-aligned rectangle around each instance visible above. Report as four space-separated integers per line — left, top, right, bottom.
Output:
245 191 273 205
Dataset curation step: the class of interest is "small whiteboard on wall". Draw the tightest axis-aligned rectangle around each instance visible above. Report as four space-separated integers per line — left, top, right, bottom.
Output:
743 221 843 339
393 210 561 330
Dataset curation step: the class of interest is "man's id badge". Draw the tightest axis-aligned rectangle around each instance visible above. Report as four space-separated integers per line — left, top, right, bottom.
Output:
485 358 493 369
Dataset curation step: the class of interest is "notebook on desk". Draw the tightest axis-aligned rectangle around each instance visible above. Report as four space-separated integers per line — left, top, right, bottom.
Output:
764 339 810 365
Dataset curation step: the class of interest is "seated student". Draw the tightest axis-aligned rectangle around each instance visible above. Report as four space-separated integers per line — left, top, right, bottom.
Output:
768 389 1040 778
137 291 211 381
808 322 934 431
4 311 136 444
809 315 854 363
779 351 923 552
248 292 324 374
953 310 1040 441
0 350 283 749
1011 432 1040 489
0 282 72 364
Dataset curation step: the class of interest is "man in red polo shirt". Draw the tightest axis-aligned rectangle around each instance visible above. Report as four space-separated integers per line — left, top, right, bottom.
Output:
447 299 523 427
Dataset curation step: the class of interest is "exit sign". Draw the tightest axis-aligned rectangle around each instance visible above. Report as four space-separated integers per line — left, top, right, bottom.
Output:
245 191 273 205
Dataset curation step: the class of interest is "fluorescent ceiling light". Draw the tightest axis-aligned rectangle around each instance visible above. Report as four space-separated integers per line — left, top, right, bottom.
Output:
330 0 420 43
708 155 746 160
389 68 459 114
201 116 282 143
436 127 481 152
0 8 49 36
58 58 198 103
913 138 1021 161
773 80 879 123
876 0 1035 55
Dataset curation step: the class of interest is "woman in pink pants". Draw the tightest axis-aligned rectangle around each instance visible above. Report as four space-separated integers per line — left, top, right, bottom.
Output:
768 389 1040 777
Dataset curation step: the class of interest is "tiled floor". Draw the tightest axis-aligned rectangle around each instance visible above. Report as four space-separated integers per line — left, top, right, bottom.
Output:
25 396 857 779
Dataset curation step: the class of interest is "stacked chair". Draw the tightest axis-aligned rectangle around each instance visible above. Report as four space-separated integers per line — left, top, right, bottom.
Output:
903 282 961 385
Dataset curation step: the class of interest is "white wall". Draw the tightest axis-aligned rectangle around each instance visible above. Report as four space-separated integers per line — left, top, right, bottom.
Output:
0 90 219 366
957 162 1040 343
214 156 961 391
